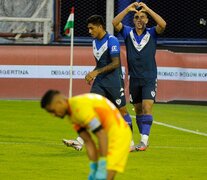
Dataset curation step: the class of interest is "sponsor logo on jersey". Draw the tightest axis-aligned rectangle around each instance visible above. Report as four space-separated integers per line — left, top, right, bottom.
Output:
111 45 118 52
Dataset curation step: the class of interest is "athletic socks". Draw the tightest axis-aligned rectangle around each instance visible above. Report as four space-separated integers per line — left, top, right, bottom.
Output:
142 114 153 136
136 114 153 146
136 115 143 134
124 114 133 132
141 134 149 146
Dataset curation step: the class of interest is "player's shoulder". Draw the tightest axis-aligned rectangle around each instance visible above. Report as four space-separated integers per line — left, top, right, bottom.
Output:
146 26 157 37
122 25 133 33
107 33 119 43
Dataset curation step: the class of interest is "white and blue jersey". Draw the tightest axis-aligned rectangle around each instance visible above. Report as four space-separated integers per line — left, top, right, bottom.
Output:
92 32 123 87
90 33 126 108
120 25 157 78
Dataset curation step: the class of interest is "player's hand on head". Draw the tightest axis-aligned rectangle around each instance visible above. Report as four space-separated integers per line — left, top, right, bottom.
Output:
138 2 150 12
127 2 139 13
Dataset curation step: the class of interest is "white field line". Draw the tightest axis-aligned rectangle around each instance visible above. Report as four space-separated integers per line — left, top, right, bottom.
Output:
130 115 207 137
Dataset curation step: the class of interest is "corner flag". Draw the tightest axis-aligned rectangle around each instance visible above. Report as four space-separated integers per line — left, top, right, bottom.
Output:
64 7 74 37
64 7 75 98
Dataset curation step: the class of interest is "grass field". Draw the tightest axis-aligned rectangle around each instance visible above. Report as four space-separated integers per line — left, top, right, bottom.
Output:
0 100 207 180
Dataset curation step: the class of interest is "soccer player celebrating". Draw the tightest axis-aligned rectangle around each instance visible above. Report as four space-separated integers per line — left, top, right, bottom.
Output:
41 90 132 180
112 2 166 151
63 15 135 151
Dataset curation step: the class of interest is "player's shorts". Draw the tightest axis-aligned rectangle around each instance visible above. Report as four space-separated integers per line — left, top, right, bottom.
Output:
107 122 132 173
129 77 157 104
90 82 126 108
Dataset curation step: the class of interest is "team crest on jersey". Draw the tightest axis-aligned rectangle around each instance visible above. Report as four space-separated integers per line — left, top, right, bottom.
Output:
93 40 108 61
116 99 121 105
151 91 156 97
130 30 150 52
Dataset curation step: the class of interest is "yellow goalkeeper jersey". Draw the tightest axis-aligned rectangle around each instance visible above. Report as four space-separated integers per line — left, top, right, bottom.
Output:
68 93 128 133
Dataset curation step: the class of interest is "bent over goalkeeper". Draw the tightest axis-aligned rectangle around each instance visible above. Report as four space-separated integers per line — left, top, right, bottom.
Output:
41 90 132 180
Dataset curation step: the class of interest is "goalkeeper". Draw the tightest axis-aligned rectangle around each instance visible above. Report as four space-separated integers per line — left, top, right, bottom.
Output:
41 90 132 180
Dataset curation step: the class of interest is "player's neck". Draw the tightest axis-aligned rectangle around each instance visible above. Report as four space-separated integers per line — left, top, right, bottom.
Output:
135 28 145 36
97 31 106 40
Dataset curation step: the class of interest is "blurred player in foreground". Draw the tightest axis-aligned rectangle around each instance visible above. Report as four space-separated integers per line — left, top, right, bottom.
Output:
41 90 132 180
112 2 166 151
63 15 135 151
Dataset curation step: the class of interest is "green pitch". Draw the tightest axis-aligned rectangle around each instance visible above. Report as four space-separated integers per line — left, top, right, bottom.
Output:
0 100 207 180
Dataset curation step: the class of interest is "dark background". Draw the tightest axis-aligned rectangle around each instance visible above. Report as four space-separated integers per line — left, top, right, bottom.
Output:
59 0 207 40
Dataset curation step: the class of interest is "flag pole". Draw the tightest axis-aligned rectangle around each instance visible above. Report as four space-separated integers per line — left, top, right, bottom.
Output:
69 7 74 98
69 24 74 98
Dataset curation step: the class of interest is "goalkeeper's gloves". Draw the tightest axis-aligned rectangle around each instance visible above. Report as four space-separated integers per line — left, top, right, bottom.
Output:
88 161 97 180
95 157 107 180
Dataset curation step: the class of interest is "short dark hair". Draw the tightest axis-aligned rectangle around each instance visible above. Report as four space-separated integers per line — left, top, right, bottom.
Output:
140 11 148 18
41 90 60 108
87 15 105 29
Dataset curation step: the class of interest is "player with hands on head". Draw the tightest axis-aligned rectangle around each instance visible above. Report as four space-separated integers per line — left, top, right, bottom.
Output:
112 2 166 151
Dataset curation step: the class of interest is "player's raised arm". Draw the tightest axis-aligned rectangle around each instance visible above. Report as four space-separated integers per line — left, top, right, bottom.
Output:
112 2 139 32
138 2 166 34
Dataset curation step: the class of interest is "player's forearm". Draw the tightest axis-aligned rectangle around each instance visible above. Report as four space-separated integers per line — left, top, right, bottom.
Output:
96 58 120 75
112 8 129 27
146 8 166 30
85 141 98 161
79 131 98 161
95 129 108 157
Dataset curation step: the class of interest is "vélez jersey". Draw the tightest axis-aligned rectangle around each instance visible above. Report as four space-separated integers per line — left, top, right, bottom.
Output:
92 32 123 87
120 25 157 78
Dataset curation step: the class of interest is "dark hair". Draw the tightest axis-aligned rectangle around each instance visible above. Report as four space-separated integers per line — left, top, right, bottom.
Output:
41 90 60 108
140 11 148 18
87 15 105 29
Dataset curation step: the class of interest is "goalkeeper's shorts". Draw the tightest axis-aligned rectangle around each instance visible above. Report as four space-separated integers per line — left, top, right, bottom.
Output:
107 124 132 173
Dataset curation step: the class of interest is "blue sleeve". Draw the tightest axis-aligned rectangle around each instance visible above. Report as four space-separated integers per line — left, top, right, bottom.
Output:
147 26 157 40
108 36 120 58
119 25 132 40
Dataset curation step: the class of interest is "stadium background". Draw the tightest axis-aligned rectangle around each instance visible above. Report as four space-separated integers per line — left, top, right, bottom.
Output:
0 2 207 179
0 0 207 102
58 0 207 41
